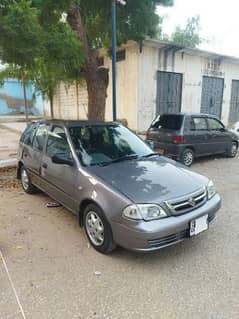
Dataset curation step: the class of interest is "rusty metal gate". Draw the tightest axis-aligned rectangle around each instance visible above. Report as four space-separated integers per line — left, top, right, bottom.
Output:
156 71 182 115
200 76 224 118
228 80 239 124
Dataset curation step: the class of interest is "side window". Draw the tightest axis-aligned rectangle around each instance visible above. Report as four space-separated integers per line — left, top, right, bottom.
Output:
208 118 224 130
192 117 208 130
25 125 37 146
46 126 71 158
32 124 48 151
20 123 33 143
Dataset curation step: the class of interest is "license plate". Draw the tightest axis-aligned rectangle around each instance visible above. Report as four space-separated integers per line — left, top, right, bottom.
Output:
190 214 208 236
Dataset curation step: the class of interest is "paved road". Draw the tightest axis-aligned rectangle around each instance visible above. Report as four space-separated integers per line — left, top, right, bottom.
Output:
0 155 239 319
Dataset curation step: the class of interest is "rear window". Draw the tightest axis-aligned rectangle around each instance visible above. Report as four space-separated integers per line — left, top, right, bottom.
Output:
151 115 183 130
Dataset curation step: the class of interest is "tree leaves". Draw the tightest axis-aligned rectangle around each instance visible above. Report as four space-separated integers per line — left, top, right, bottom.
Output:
171 16 202 48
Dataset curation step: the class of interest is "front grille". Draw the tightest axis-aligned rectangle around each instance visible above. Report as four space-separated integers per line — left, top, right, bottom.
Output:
148 229 189 248
165 188 207 216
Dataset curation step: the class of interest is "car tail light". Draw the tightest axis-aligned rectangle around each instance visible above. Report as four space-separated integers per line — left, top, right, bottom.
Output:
173 135 185 144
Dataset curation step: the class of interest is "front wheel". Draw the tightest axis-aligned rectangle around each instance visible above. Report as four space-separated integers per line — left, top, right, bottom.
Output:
180 148 194 167
83 204 116 254
227 142 238 158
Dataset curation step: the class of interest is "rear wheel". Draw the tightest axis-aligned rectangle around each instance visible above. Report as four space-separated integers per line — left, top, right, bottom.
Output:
227 142 238 158
180 148 194 167
20 166 37 194
83 204 116 254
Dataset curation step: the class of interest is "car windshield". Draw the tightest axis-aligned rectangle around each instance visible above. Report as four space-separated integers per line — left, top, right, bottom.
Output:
151 114 183 130
69 124 153 166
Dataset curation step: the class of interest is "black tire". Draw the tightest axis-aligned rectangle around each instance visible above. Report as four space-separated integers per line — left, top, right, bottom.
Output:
20 166 38 194
180 148 194 167
83 204 116 254
227 142 238 158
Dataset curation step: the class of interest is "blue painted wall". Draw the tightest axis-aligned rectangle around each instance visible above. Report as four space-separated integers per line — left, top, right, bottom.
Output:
0 79 43 116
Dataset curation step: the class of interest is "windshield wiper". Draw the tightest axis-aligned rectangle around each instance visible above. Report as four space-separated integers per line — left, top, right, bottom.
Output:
96 154 139 167
140 152 160 159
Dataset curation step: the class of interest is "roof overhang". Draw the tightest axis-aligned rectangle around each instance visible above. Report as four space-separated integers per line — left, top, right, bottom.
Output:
143 38 239 64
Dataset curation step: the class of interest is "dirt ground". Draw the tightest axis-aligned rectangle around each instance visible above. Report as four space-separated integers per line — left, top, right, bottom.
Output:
0 155 239 319
0 126 21 162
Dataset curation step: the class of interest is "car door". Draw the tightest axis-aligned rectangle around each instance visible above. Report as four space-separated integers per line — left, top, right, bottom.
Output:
22 123 48 185
207 117 231 154
190 117 211 156
40 125 79 213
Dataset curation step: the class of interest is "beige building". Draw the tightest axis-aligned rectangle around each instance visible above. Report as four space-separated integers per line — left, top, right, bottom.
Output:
44 39 239 132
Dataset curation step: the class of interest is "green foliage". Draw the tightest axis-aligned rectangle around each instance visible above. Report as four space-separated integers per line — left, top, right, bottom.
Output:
79 0 173 49
0 0 43 67
31 0 173 49
0 0 84 102
171 16 202 48
0 0 173 106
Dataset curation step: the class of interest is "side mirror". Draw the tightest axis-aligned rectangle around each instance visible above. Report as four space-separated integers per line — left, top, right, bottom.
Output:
52 153 74 166
219 127 226 132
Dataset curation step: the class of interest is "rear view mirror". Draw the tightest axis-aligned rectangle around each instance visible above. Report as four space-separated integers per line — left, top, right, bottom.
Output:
52 153 74 166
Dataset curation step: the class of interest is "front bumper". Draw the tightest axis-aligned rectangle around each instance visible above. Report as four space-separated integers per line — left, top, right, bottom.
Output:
111 194 221 252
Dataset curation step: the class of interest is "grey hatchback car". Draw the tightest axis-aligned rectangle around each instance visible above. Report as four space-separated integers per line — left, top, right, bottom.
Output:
17 120 221 253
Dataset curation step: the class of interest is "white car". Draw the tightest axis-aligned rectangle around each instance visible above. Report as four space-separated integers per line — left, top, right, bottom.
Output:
229 122 239 137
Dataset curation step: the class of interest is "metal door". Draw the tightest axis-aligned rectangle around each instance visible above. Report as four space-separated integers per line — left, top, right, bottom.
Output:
201 76 224 118
156 71 182 115
229 80 239 124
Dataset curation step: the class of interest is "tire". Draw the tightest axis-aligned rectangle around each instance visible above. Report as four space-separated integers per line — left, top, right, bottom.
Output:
180 148 194 167
20 166 38 194
227 142 238 158
83 204 116 254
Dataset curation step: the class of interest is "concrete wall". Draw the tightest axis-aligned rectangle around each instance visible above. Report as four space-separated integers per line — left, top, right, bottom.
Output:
0 79 43 116
104 44 139 130
44 44 139 130
137 45 239 131
44 41 239 132
137 45 158 132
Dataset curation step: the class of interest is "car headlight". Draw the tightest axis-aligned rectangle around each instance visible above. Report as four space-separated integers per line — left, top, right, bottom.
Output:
123 204 167 221
207 180 216 200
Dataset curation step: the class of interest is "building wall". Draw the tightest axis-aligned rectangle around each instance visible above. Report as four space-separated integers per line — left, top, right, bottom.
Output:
137 45 239 131
137 45 158 132
104 44 139 130
44 41 239 132
45 44 139 130
44 82 88 119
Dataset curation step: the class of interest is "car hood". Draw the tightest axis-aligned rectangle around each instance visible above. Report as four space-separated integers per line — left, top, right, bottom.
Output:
88 156 208 204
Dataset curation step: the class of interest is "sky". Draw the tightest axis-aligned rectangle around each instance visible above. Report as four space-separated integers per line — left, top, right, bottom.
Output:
157 0 239 57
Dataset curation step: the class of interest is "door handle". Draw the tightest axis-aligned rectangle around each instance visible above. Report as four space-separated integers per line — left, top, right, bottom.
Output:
42 163 48 169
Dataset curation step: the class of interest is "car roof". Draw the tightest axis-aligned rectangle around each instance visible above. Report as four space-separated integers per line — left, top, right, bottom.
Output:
31 119 118 127
159 113 220 119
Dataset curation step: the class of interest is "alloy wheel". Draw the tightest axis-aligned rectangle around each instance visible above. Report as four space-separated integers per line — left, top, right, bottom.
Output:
85 211 104 246
184 151 193 166
231 143 238 157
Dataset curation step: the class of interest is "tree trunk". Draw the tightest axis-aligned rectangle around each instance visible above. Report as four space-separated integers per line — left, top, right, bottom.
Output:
22 80 29 123
49 95 54 119
67 7 109 121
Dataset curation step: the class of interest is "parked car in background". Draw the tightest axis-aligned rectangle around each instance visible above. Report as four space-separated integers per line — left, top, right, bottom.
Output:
229 121 239 138
146 113 239 166
17 120 221 253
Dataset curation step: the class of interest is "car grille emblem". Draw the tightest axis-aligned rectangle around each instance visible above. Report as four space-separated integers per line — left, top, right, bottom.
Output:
188 197 196 207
